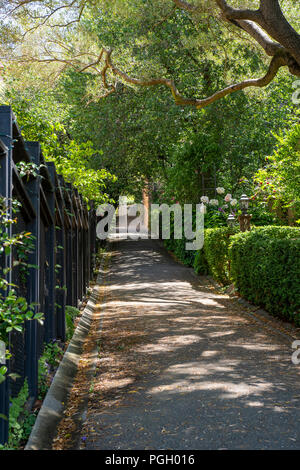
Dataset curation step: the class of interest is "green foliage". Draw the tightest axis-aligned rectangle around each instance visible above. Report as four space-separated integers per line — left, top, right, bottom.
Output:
65 305 80 341
0 380 37 450
37 341 64 400
193 249 209 275
15 161 45 182
164 236 196 267
2 0 299 206
8 381 30 447
0 365 9 386
201 227 239 284
255 123 300 222
0 197 44 384
37 2 297 202
41 341 63 369
229 227 300 324
38 356 48 401
164 133 221 204
0 292 43 338
203 209 228 229
250 206 281 227
0 342 65 448
163 209 199 266
3 90 117 206
192 225 300 323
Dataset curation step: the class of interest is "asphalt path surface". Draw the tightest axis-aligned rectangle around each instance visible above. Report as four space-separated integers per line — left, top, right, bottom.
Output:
80 237 300 450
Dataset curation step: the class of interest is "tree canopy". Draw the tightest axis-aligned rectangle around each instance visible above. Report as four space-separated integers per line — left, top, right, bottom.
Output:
0 0 299 209
1 1 299 108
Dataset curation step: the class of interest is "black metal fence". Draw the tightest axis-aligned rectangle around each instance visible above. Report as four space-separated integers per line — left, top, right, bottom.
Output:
0 105 97 444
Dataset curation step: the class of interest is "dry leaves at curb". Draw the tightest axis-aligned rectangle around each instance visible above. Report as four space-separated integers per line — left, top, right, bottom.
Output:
52 256 110 450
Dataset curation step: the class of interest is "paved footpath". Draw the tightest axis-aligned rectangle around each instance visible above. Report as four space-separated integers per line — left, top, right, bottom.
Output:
80 237 300 450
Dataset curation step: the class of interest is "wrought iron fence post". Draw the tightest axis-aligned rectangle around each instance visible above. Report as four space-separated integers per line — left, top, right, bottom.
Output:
0 130 10 445
55 174 66 342
44 162 56 342
24 142 41 400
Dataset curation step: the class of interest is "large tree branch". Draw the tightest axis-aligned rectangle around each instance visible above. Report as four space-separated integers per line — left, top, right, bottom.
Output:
215 0 261 22
172 0 282 58
173 0 260 22
102 49 289 109
215 1 300 66
173 0 300 76
235 19 283 56
258 0 300 65
173 0 283 66
5 0 300 107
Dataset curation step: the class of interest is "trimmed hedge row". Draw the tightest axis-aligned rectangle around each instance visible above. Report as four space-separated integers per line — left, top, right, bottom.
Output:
164 236 196 266
194 227 239 284
229 227 300 324
165 225 300 325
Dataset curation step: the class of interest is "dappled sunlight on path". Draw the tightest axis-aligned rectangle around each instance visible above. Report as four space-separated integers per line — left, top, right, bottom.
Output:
80 239 300 450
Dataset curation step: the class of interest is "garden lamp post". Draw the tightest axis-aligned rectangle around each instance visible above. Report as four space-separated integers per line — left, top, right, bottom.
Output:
227 213 235 228
238 194 252 232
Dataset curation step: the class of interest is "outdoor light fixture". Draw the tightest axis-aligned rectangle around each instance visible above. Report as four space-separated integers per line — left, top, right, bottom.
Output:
238 194 252 232
239 194 250 215
227 213 235 227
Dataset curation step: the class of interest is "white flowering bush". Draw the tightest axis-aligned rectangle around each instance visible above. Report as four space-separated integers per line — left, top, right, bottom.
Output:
209 199 219 206
216 187 225 195
199 189 242 227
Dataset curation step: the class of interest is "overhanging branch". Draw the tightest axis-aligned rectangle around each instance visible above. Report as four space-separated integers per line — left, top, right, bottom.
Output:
172 0 300 71
235 20 283 56
215 0 261 22
101 49 288 109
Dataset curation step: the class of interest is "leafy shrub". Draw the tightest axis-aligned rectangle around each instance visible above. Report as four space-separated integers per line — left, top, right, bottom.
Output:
41 341 63 369
229 226 300 324
65 305 80 341
38 356 48 400
203 227 240 284
204 209 228 228
255 123 300 222
193 250 209 275
163 213 197 267
164 237 196 266
0 380 37 450
165 224 238 280
37 341 64 400
193 227 239 283
174 238 197 266
250 206 280 226
0 197 44 384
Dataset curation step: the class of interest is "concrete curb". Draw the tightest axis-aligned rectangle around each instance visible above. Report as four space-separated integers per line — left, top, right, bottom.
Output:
25 261 106 450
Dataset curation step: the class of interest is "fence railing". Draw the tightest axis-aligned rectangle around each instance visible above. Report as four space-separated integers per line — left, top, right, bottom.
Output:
0 105 97 445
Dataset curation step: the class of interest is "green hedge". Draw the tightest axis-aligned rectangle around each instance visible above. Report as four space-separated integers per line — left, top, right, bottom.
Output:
229 227 300 324
165 223 300 324
193 249 209 275
164 237 196 266
193 227 239 284
163 214 196 266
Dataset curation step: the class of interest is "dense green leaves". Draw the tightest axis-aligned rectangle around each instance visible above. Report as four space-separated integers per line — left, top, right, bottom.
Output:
255 122 300 222
2 87 117 205
1 0 299 205
0 197 44 384
229 227 300 323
